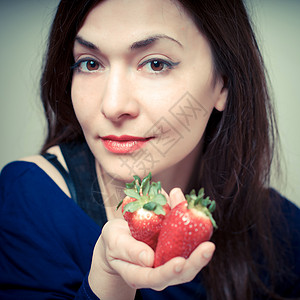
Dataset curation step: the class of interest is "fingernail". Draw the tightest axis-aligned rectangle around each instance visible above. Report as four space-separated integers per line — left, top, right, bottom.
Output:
174 188 183 198
170 188 183 203
203 251 213 259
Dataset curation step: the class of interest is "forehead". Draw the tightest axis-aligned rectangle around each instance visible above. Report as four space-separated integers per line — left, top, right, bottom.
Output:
77 0 199 47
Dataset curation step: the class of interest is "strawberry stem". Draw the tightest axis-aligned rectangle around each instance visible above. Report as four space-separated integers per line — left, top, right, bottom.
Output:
185 188 218 229
118 172 167 215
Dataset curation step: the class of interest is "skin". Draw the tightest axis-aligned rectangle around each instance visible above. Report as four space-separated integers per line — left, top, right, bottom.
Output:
70 0 226 298
71 0 228 215
89 188 216 299
26 0 226 298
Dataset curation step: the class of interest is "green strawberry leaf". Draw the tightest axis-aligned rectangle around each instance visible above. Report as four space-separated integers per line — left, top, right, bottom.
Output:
153 204 166 216
141 177 150 196
209 200 216 213
197 188 204 198
136 185 141 194
133 175 141 194
152 194 167 205
124 189 141 200
125 181 135 189
149 182 158 196
133 175 141 185
143 201 157 211
116 199 123 210
123 201 141 213
185 194 192 204
207 211 218 229
200 196 211 207
157 181 162 192
190 189 196 197
141 173 151 194
148 184 156 196
194 197 201 206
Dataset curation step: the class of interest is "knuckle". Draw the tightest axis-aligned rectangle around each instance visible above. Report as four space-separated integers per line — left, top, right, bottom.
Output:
152 284 167 291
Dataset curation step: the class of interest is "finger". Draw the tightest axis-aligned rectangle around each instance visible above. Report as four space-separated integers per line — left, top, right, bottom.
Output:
102 219 154 267
110 242 215 292
149 242 215 289
108 234 154 267
160 188 170 204
150 257 186 290
109 255 186 290
169 187 186 208
172 242 215 284
188 241 215 265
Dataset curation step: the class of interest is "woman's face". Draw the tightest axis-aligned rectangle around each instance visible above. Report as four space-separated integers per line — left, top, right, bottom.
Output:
71 0 227 183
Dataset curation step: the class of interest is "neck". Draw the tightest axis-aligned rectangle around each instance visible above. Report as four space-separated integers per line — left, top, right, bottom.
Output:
96 163 125 219
152 140 202 195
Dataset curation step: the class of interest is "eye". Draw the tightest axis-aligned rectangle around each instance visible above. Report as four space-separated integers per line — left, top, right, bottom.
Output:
139 58 180 74
149 60 165 72
84 60 100 71
72 58 103 73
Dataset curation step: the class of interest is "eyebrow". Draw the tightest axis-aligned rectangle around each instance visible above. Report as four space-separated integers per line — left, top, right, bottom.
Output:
130 34 183 50
75 36 98 50
74 34 183 51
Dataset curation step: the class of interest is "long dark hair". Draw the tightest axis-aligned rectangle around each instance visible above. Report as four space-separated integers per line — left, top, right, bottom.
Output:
40 0 100 151
40 1 290 299
177 1 287 299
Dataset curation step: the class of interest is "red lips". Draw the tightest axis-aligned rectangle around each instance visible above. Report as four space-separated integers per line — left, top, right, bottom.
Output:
100 135 151 154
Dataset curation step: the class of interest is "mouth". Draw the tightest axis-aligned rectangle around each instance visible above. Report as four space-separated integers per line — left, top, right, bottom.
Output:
100 135 153 154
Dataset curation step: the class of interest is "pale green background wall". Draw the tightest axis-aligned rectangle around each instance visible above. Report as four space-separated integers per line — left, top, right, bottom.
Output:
0 0 299 206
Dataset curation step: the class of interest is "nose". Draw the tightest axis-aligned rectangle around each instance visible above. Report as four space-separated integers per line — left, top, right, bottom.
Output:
101 66 139 122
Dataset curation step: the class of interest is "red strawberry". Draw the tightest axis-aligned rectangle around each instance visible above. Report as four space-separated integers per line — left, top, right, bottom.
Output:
154 188 217 267
117 172 171 251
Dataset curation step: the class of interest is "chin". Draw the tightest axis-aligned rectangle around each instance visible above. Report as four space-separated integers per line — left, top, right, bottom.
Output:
99 161 138 182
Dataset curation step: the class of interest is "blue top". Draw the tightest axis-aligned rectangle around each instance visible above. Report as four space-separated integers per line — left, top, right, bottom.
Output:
0 161 299 299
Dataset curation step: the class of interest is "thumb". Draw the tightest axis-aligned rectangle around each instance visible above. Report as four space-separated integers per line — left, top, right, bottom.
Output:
169 188 186 209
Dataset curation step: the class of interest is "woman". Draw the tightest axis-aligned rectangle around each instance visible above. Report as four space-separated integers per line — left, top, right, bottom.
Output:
0 0 299 299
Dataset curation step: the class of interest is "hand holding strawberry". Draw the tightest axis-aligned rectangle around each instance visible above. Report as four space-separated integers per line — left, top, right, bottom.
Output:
93 217 215 294
117 174 217 268
154 188 217 267
117 172 171 250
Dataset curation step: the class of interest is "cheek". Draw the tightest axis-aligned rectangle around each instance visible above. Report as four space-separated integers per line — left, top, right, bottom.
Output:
135 70 216 147
169 95 211 151
145 91 213 171
71 76 99 128
160 81 216 158
161 77 215 137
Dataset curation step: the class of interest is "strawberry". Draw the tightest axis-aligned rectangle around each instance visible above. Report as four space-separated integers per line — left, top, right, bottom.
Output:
154 188 217 267
117 172 171 250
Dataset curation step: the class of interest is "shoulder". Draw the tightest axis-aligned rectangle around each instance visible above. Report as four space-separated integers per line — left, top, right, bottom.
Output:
21 146 70 197
269 188 300 223
1 146 71 198
270 189 300 253
0 155 73 228
269 189 300 240
0 160 42 188
268 189 300 295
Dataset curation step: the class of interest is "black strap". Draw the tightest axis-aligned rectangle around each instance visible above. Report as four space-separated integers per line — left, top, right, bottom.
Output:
135 289 143 299
60 142 108 228
42 153 78 203
44 145 142 298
